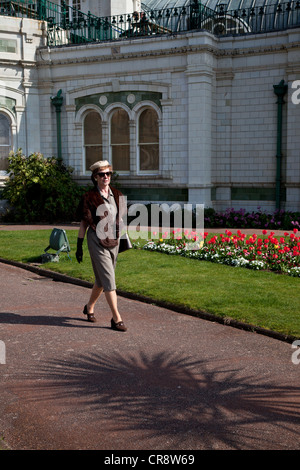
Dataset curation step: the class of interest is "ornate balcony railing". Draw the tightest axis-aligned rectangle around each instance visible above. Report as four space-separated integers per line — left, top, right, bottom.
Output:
1 0 300 46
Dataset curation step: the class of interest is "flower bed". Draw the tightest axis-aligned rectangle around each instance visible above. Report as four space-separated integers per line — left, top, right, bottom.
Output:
140 229 300 277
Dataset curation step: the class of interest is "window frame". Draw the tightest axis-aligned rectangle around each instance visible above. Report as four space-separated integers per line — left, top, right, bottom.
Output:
77 100 162 177
61 0 81 22
0 111 12 174
108 105 131 175
135 104 161 176
82 109 103 174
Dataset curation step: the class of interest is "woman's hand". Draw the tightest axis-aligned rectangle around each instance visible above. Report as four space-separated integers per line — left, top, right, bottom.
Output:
76 237 84 263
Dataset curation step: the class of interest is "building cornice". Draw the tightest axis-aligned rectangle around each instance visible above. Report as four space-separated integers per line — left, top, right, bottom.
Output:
36 42 219 68
36 34 300 71
0 59 37 68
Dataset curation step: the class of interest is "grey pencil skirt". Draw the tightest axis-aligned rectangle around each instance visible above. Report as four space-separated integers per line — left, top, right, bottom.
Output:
87 228 119 291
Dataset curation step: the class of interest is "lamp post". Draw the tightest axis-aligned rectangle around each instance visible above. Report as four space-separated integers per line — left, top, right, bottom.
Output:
50 89 63 161
273 79 287 210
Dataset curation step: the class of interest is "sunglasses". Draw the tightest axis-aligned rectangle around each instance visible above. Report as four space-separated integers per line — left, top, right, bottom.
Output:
96 171 113 178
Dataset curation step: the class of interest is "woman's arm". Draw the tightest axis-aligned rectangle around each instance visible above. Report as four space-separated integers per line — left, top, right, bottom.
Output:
76 220 88 263
78 219 88 238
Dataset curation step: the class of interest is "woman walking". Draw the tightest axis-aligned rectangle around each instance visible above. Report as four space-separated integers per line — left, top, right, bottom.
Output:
76 160 127 332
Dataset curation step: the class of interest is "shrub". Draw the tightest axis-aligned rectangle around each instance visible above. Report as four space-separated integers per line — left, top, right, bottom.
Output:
1 149 86 223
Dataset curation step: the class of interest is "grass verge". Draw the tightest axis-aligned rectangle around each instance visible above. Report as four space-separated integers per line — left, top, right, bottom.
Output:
0 229 299 338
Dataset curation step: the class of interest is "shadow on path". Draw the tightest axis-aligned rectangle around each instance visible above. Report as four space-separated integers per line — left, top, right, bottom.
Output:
0 312 103 329
13 350 300 450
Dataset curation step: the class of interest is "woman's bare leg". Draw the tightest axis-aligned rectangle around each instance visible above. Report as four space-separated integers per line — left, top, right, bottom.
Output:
104 290 122 323
87 283 103 313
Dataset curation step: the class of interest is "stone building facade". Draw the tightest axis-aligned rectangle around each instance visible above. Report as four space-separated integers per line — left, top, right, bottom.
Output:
0 0 300 212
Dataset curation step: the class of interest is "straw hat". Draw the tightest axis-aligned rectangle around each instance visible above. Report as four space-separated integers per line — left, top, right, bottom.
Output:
89 160 111 172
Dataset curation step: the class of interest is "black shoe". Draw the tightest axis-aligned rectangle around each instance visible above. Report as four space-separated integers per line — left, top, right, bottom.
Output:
83 305 97 323
111 318 127 332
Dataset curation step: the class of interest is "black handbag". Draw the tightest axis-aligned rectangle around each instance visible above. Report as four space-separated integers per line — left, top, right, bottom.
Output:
118 233 132 253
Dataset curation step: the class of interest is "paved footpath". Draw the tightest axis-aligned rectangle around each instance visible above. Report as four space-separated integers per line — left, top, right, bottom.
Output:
0 259 300 451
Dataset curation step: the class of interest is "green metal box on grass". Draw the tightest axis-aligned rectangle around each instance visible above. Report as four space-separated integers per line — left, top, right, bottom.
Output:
41 228 71 263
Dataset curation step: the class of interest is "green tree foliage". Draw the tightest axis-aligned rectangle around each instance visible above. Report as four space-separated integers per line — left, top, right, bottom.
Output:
2 149 86 222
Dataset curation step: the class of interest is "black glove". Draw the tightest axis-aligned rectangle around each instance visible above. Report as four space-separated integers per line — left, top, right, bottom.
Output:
76 237 84 263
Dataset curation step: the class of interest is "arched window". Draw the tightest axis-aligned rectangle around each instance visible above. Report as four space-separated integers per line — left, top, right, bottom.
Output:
110 108 130 172
84 111 102 171
0 113 11 171
138 108 159 172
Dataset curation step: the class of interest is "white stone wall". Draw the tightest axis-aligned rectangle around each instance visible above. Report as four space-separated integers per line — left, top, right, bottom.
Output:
213 30 300 212
1 13 300 211
37 28 300 210
37 33 218 206
0 17 45 163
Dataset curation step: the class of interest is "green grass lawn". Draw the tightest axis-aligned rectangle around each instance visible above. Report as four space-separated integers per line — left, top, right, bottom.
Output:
0 229 300 337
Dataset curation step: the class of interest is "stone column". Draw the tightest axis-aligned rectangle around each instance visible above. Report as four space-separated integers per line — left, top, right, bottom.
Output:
65 104 77 171
14 105 25 151
102 121 109 166
129 119 136 174
185 50 214 206
160 99 173 178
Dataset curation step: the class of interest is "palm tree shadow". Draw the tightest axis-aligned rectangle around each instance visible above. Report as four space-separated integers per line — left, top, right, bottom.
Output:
16 350 300 449
0 312 103 328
